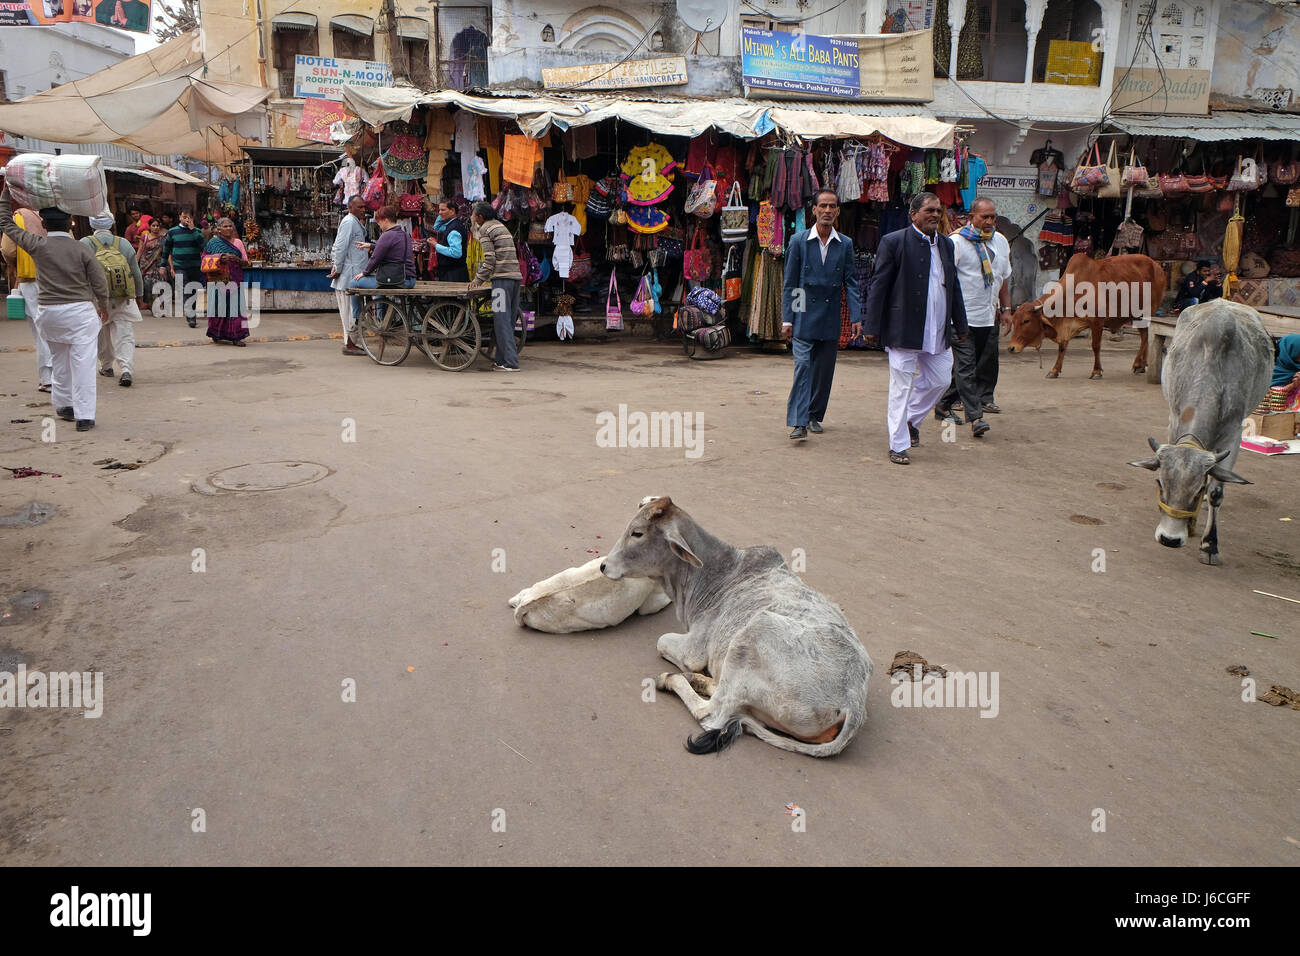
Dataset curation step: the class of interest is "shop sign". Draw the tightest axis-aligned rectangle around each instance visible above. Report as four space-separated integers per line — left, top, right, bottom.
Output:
1112 68 1211 116
541 57 689 91
0 0 153 33
742 28 933 102
742 27 860 99
297 99 352 144
294 56 393 101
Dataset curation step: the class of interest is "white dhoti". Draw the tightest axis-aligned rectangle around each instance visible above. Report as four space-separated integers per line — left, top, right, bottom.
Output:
886 347 954 453
334 288 359 341
19 281 53 387
36 301 101 421
98 298 141 375
551 244 573 279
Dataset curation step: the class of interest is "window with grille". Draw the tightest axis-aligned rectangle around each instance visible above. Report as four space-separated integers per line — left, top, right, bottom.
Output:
273 28 319 98
401 38 432 88
332 28 375 62
438 7 491 91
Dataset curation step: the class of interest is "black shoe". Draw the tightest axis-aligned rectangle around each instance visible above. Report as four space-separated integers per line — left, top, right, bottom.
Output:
889 449 911 465
75 419 94 431
187 317 198 328
119 372 132 387
983 401 1001 414
56 406 74 421
972 419 990 438
789 426 808 439
100 367 114 378
935 407 965 425
908 423 920 447
808 420 823 434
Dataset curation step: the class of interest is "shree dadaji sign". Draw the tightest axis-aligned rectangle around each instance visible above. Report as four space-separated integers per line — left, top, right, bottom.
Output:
1111 68 1211 115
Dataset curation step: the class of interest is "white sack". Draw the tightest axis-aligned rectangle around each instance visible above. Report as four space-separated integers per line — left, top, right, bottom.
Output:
3 154 110 219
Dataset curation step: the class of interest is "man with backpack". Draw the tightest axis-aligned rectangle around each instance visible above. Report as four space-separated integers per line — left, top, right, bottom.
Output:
0 187 109 432
83 214 146 388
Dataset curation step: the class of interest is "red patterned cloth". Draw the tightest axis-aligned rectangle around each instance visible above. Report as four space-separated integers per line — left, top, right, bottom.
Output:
838 287 851 348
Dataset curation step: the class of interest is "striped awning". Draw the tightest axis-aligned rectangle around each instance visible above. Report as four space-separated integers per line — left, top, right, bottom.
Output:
271 12 317 31
330 14 374 37
396 17 429 40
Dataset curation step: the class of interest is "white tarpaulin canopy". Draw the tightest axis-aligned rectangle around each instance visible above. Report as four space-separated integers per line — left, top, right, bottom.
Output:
0 31 267 163
341 86 956 147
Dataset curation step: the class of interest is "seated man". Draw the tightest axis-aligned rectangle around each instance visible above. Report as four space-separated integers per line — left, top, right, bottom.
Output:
1174 260 1222 311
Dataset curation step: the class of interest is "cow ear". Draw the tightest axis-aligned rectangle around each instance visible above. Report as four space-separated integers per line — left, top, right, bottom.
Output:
1128 457 1160 470
1209 463 1251 485
664 527 703 568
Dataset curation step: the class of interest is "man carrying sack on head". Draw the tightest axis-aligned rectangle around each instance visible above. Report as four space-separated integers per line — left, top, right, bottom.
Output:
0 186 110 431
83 214 147 388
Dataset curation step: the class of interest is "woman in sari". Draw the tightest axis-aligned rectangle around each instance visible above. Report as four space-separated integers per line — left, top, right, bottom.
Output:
134 218 167 309
203 217 250 346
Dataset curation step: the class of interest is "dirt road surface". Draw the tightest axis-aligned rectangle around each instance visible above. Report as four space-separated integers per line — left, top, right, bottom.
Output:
1 315 1296 865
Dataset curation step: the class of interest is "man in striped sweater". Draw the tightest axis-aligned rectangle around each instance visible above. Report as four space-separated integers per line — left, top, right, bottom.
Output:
163 208 205 327
468 201 522 372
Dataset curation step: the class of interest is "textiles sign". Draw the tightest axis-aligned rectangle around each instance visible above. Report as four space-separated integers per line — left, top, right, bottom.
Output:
293 56 393 101
542 57 689 91
0 0 152 32
742 28 934 102
742 27 860 99
1111 68 1211 116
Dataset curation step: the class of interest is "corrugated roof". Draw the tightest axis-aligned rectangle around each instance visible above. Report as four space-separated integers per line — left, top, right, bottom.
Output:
1109 110 1300 141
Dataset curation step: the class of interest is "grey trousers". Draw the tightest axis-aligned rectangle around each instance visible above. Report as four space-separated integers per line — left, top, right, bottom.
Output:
491 278 521 369
940 325 998 418
785 337 837 427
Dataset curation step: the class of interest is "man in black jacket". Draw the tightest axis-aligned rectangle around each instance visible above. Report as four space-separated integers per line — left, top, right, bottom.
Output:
862 192 969 465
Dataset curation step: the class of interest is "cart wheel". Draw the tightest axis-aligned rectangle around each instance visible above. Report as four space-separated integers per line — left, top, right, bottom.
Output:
422 301 481 371
479 323 527 361
358 296 412 366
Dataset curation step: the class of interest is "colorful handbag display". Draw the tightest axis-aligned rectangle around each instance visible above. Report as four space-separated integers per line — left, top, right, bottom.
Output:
684 164 718 219
568 236 593 284
1159 173 1189 198
605 272 624 330
1115 218 1144 250
683 230 711 281
723 245 742 301
362 158 387 211
675 304 710 333
1228 155 1262 192
1121 149 1149 186
1097 143 1122 199
630 274 656 316
552 172 574 203
719 181 749 243
1070 143 1109 192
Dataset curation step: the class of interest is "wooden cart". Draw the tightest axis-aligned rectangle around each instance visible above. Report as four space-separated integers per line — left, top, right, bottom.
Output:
1146 305 1300 384
347 281 525 371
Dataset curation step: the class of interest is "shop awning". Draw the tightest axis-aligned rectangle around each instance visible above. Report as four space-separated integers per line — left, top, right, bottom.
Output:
340 85 956 146
146 163 212 185
104 163 184 184
0 30 266 163
330 15 374 37
271 12 318 31
396 17 429 40
243 145 344 166
1109 110 1300 142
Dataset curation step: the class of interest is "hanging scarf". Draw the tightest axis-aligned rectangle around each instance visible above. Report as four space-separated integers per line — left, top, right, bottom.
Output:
958 224 996 287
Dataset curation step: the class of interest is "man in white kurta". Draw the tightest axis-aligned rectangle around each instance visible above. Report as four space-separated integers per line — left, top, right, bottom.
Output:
329 196 370 355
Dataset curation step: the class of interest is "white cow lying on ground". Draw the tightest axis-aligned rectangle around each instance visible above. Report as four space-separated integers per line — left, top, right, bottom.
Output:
508 556 672 633
601 496 873 757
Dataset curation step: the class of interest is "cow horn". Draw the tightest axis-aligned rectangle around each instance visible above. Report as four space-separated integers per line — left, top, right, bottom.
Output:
1147 436 1161 453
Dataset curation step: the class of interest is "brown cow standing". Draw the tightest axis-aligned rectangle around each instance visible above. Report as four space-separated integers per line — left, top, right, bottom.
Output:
1006 254 1165 378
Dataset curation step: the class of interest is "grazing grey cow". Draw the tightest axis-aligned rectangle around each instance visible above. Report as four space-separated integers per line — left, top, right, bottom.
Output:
600 496 873 756
1128 300 1272 565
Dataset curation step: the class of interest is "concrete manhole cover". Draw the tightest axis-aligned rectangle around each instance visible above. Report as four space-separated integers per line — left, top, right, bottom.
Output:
206 461 333 493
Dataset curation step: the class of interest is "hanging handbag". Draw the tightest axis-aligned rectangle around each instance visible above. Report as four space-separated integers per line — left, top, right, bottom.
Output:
630 273 656 316
605 271 624 330
683 230 711 281
1272 159 1300 186
1097 143 1122 199
200 253 231 282
1115 218 1144 250
657 235 683 260
568 236 593 284
1159 172 1189 198
685 164 718 219
1070 143 1108 192
1228 155 1258 192
723 245 742 302
1184 152 1212 193
1287 186 1300 207
362 158 387 211
1121 149 1149 186
552 171 574 203
720 181 749 243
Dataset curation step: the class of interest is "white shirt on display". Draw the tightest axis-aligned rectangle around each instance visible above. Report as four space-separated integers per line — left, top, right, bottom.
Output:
544 212 582 247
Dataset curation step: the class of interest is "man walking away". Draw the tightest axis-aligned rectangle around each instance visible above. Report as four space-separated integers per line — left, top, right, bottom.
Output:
163 208 205 327
1 206 53 392
84 214 146 387
0 187 109 431
782 189 861 439
329 196 369 355
935 197 1011 436
862 192 969 465
468 201 522 372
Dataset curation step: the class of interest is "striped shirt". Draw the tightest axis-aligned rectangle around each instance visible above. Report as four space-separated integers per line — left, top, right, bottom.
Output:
163 225 205 275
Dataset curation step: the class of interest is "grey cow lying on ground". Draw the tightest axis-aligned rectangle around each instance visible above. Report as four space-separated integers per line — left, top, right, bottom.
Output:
1128 299 1272 566
600 496 873 756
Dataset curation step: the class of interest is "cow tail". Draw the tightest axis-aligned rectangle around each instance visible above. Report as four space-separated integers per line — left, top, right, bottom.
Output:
684 717 744 755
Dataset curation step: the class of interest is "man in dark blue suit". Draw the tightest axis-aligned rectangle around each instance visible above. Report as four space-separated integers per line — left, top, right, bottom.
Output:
782 189 861 440
862 192 969 464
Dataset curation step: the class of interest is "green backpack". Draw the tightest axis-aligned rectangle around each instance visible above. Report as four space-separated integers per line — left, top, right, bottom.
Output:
90 235 136 300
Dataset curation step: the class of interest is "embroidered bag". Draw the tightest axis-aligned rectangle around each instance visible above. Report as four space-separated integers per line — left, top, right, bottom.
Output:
685 164 718 218
553 172 574 203
568 236 593 284
685 286 722 316
1097 143 1122 199
200 253 230 282
1115 218 1144 250
683 230 711 281
1287 186 1300 207
691 323 730 352
1071 143 1108 191
674 304 710 332
720 181 749 243
723 245 742 302
362 158 387 211
605 272 624 330
1122 149 1149 186
630 274 656 316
